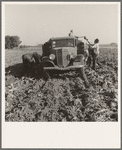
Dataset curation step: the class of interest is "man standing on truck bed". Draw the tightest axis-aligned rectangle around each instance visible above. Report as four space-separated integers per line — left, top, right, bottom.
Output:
69 30 85 39
69 30 74 37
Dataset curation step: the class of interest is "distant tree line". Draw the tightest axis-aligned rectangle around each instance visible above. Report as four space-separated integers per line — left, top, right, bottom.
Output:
20 45 31 48
110 43 118 47
20 44 42 49
5 35 22 49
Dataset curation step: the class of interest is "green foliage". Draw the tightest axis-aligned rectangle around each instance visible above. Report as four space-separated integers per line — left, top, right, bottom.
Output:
5 35 22 49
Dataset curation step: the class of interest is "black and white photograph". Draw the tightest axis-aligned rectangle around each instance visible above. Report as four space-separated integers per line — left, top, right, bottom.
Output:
2 1 121 148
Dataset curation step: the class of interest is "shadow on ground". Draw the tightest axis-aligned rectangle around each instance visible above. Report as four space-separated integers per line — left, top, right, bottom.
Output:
5 63 81 80
5 63 43 79
6 63 25 78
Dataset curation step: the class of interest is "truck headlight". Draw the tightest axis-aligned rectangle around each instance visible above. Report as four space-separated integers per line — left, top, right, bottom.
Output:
49 54 55 60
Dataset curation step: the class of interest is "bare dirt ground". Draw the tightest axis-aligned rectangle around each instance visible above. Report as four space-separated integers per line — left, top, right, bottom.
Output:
5 47 118 122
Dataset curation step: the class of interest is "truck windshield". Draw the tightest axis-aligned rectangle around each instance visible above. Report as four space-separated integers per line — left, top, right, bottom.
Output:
52 39 74 48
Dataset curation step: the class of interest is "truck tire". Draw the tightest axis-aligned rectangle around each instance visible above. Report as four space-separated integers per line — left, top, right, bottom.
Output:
43 69 50 80
79 67 89 88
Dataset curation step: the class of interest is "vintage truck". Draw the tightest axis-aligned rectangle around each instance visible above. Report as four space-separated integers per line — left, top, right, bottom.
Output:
41 36 89 87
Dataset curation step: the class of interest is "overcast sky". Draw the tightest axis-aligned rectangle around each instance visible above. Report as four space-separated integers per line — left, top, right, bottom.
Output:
4 2 119 45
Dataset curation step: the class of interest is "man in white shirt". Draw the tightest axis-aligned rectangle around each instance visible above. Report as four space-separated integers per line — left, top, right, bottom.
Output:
91 39 99 55
91 39 99 70
87 38 99 70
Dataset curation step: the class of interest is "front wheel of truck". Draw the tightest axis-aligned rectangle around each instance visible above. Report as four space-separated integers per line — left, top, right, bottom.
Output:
78 67 89 88
42 69 50 80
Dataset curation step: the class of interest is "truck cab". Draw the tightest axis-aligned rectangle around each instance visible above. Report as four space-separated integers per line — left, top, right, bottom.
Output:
42 36 85 70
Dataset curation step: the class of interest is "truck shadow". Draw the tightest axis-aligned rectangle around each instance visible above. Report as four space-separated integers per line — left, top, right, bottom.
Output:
5 63 80 80
6 63 24 78
5 63 42 79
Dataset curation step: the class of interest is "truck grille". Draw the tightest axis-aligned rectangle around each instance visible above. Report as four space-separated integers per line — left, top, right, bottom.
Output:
56 49 63 67
56 49 69 67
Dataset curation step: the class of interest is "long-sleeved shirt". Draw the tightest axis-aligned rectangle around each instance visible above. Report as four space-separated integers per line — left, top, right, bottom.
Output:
91 43 99 55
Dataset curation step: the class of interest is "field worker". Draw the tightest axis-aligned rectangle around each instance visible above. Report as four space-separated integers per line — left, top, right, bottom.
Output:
85 38 99 70
90 38 99 70
79 36 90 65
69 30 74 37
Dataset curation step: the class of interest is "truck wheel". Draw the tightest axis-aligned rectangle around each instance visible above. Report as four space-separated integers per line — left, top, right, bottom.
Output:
79 67 89 88
35 63 43 77
43 69 50 80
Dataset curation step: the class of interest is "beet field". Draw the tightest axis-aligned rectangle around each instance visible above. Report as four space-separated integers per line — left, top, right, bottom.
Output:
5 46 118 122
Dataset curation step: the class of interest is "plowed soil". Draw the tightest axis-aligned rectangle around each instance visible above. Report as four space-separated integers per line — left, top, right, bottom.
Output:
5 47 118 122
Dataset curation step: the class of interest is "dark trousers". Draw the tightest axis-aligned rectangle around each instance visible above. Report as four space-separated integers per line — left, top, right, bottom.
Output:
92 54 97 70
87 53 98 70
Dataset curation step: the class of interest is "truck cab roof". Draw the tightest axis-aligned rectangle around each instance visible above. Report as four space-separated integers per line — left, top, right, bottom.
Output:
50 36 76 41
